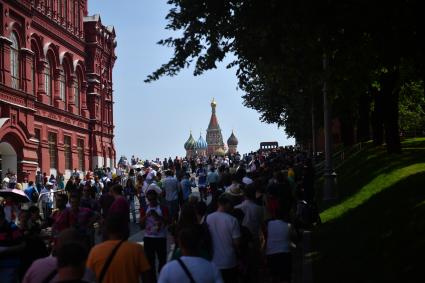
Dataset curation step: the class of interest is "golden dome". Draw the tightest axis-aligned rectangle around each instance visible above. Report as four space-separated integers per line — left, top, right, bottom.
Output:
211 98 217 108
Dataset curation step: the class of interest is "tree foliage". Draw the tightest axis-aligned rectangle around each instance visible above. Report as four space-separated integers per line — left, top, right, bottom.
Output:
399 81 425 134
147 0 424 152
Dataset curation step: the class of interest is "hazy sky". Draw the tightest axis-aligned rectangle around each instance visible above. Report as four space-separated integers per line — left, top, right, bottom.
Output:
89 1 294 160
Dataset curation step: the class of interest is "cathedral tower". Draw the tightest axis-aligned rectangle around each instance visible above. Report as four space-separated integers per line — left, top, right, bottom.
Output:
206 99 225 156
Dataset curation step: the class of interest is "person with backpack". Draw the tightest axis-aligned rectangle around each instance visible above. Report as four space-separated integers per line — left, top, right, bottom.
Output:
123 179 137 224
140 189 169 279
158 226 223 283
87 215 154 283
170 203 212 261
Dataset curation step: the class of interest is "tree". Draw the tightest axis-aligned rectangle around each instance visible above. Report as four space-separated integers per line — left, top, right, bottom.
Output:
147 0 422 153
399 81 425 135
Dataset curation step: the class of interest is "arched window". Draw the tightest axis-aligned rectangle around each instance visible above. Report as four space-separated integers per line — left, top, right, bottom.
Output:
31 54 35 95
45 60 52 105
74 74 80 115
77 138 84 170
10 33 20 90
59 69 66 103
31 41 40 99
48 132 57 169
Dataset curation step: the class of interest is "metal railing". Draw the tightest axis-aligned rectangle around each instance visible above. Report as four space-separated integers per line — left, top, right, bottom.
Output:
314 142 365 177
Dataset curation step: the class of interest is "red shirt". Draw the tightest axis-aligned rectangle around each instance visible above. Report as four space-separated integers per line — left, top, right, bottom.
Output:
109 196 130 221
51 209 71 238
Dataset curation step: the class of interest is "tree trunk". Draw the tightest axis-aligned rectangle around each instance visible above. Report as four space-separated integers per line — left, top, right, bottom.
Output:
357 92 371 142
340 114 355 146
381 67 402 153
371 87 384 146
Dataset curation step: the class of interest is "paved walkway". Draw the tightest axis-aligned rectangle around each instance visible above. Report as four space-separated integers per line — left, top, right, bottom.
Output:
117 183 314 283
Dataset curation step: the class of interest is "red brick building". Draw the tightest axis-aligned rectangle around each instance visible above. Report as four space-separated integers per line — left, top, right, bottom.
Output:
0 0 116 182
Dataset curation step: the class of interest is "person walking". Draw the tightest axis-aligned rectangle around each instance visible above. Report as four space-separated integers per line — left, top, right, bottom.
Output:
162 170 180 222
207 194 241 283
124 179 137 224
158 226 223 283
196 164 208 201
207 167 219 195
140 190 169 279
40 182 54 220
264 207 293 283
24 181 39 204
35 171 43 194
180 173 196 203
87 215 154 283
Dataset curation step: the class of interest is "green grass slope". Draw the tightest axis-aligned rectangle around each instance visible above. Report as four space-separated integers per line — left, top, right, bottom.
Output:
312 138 425 282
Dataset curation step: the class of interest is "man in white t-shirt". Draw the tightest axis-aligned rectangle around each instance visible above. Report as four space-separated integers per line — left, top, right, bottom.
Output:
207 194 241 283
158 226 223 283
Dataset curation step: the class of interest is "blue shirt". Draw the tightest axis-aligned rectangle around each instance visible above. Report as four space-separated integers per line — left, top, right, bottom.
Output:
207 171 219 185
180 178 196 200
24 186 36 201
196 168 207 187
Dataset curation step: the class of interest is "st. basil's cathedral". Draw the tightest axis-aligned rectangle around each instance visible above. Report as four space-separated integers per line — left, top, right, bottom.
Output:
184 99 238 158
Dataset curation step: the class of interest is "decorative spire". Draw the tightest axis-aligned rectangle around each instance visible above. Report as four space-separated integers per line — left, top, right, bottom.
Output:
211 98 217 113
206 98 225 155
208 98 219 129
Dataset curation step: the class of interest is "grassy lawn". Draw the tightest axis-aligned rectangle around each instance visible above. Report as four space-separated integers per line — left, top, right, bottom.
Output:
312 138 425 282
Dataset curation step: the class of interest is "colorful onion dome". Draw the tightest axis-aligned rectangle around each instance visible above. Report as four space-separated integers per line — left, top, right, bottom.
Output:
227 131 239 146
184 132 196 150
196 134 208 150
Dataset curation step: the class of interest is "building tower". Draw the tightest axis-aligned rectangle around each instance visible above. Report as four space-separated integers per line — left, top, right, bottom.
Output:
0 1 116 182
184 132 196 158
227 131 239 155
206 99 225 156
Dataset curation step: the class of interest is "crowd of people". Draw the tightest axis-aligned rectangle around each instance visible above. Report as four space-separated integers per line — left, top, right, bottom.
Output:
0 146 319 283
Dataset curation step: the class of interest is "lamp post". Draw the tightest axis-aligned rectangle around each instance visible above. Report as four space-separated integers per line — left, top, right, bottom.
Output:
311 95 316 163
322 52 337 201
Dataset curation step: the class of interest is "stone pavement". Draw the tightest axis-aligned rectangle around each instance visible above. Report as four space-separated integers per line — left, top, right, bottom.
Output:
296 230 313 283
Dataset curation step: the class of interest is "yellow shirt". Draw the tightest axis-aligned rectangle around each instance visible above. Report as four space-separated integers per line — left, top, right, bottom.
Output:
87 240 150 283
